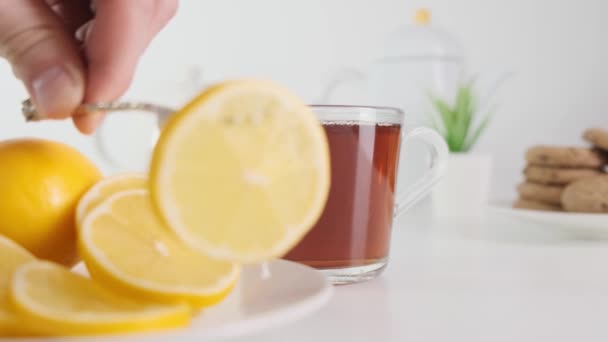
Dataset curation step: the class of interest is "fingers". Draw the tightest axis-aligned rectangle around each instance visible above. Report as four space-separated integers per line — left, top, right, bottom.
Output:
75 0 178 134
46 0 94 33
0 0 178 134
0 0 86 120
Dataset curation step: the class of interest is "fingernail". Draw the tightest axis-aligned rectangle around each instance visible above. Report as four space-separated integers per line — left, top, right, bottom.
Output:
31 66 81 119
75 21 93 44
74 112 105 135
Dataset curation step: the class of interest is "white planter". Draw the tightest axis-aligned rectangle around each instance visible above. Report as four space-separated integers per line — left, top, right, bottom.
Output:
431 153 492 218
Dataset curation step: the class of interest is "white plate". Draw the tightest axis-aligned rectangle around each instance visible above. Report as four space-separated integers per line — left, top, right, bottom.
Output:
2 260 332 342
487 199 608 238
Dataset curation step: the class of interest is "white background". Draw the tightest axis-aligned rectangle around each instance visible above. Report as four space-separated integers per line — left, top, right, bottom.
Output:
0 0 606 198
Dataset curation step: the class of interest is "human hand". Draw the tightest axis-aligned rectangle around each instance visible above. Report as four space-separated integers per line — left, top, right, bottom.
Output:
0 0 178 134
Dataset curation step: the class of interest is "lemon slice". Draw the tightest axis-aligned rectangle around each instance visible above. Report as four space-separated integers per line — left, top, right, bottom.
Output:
76 172 148 224
0 235 36 336
78 189 239 307
9 261 190 336
149 79 331 263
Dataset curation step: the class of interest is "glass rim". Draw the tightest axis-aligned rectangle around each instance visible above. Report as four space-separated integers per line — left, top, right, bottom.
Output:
308 104 404 125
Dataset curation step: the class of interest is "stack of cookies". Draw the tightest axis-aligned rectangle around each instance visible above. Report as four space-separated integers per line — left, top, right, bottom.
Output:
514 128 608 213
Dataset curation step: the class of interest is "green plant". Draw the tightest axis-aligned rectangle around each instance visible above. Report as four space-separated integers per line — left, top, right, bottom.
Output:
428 81 493 153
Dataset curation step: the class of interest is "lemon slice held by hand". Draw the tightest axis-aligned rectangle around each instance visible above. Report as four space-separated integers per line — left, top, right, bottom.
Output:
149 79 331 263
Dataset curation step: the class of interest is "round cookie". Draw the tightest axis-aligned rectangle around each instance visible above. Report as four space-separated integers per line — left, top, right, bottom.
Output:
513 198 562 212
561 176 608 213
583 128 608 151
525 145 607 168
517 182 564 205
524 165 604 185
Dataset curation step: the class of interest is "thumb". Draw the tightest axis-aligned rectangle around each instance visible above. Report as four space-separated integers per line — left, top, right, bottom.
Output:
0 0 85 119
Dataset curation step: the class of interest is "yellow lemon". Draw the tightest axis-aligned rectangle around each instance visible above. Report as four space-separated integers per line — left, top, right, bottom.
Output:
76 172 148 224
149 79 331 263
78 189 239 307
0 235 36 336
9 261 191 336
0 138 102 266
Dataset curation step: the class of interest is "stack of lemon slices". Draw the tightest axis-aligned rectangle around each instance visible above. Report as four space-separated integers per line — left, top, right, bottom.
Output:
1 80 330 336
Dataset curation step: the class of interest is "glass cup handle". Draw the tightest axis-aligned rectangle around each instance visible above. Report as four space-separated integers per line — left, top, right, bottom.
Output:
394 127 448 217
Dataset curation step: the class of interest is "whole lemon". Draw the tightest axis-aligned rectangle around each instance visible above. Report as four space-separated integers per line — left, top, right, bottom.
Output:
0 138 102 266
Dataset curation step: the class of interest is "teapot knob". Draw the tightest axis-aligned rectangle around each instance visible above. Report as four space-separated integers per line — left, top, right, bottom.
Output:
414 8 431 25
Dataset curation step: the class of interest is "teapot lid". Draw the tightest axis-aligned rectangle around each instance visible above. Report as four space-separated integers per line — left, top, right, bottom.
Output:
380 9 465 60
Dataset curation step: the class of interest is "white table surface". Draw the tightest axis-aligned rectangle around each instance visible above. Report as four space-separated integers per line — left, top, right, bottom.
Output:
231 209 608 342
